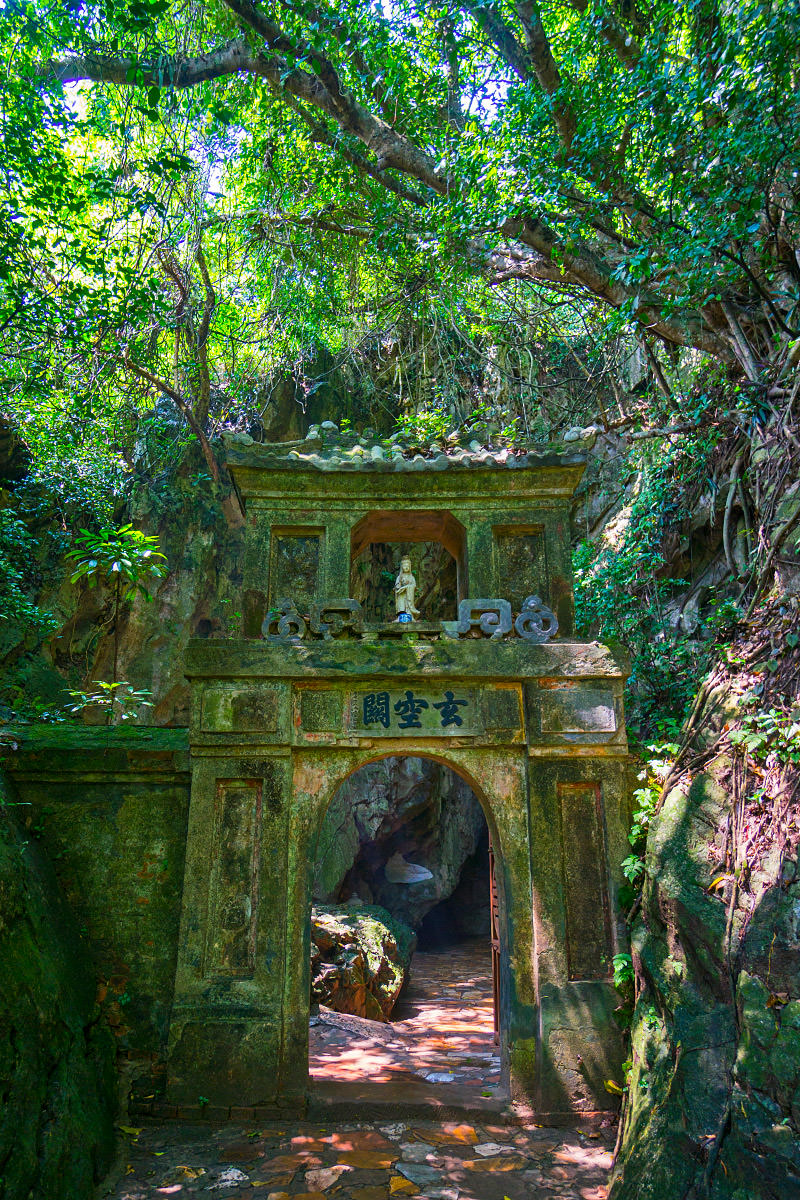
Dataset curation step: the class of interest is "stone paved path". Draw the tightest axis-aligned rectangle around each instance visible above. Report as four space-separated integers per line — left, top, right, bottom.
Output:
310 943 504 1112
108 943 613 1198
107 1116 612 1199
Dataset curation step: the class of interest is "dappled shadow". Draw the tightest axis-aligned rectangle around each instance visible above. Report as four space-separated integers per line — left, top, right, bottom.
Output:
309 940 506 1110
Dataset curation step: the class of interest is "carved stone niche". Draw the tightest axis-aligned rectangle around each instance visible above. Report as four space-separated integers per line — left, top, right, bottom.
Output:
268 528 324 615
350 510 467 622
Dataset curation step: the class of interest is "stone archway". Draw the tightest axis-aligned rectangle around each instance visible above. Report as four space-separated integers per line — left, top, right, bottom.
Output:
165 430 633 1121
167 639 630 1120
296 750 517 1096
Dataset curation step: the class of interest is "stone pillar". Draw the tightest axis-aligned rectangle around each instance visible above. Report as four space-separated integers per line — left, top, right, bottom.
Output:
525 753 629 1115
167 740 296 1113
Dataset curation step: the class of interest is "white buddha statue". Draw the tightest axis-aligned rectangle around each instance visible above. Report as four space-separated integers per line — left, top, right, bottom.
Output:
394 555 421 619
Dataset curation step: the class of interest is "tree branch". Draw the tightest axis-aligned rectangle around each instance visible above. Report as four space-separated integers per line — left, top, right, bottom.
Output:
121 352 221 483
564 0 641 67
460 0 532 80
515 1 578 150
194 242 215 427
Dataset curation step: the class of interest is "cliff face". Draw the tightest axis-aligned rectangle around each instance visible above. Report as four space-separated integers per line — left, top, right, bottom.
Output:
610 601 800 1199
0 772 116 1200
2 457 245 726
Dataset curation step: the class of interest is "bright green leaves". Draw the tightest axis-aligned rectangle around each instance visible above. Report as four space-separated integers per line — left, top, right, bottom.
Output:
66 524 167 601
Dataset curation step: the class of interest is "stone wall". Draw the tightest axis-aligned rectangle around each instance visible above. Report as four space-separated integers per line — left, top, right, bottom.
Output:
5 728 191 1064
0 771 116 1199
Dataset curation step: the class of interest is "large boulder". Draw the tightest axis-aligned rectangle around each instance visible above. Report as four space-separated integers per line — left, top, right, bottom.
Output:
0 773 116 1199
310 903 416 1021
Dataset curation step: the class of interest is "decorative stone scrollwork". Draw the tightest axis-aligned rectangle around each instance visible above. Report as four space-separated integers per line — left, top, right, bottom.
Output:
443 599 513 641
261 595 557 642
515 595 559 643
310 599 364 639
263 599 307 639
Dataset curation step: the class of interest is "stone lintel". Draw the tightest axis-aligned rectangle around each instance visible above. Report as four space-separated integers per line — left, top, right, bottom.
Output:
184 637 631 681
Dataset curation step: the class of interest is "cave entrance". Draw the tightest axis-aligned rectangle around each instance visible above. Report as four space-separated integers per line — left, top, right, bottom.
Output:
307 755 505 1107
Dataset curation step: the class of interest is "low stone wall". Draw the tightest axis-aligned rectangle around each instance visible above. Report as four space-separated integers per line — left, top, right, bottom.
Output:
0 772 116 1199
4 726 191 1111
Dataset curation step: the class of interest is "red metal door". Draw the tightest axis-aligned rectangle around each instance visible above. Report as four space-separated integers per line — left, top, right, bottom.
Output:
488 836 500 1045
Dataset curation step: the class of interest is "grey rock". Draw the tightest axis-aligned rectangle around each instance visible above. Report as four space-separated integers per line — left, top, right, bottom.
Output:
313 757 486 930
397 1163 441 1185
400 1141 436 1162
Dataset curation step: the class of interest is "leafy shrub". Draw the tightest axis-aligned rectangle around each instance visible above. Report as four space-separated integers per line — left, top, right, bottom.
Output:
0 510 57 639
573 431 720 734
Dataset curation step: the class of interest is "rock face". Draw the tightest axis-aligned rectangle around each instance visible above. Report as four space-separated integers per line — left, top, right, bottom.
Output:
310 903 416 1020
313 756 487 931
610 634 800 1199
0 774 116 1199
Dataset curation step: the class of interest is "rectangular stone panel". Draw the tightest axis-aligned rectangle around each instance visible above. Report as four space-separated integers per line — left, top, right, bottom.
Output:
299 689 344 733
348 687 480 736
269 530 323 613
201 687 279 732
540 684 616 734
206 781 262 976
481 685 523 731
559 783 612 981
494 528 548 610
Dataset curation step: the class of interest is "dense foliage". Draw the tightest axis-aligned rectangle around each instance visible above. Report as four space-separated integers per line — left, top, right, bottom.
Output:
1 0 798 480
1 0 799 734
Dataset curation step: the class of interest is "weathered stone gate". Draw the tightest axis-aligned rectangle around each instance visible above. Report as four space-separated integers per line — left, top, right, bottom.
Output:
166 436 632 1119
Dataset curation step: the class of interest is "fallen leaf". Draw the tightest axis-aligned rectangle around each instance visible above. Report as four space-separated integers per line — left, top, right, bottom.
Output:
389 1177 417 1195
118 1125 141 1136
463 1156 525 1173
262 1153 317 1177
350 1188 389 1200
339 1150 398 1169
413 1124 476 1146
305 1165 351 1190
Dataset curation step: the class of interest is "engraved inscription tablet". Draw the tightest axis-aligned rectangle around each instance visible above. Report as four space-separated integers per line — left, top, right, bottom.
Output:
559 783 612 980
202 687 280 732
349 688 480 736
206 781 261 976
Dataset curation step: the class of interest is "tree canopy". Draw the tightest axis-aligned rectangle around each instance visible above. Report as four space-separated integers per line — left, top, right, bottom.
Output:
1 0 799 511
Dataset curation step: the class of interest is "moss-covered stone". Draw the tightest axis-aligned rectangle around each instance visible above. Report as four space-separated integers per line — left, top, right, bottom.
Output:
310 902 416 1019
0 772 116 1200
611 745 800 1200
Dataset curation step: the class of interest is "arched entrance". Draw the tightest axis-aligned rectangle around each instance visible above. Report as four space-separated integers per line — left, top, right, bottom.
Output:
168 649 630 1120
305 753 507 1104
